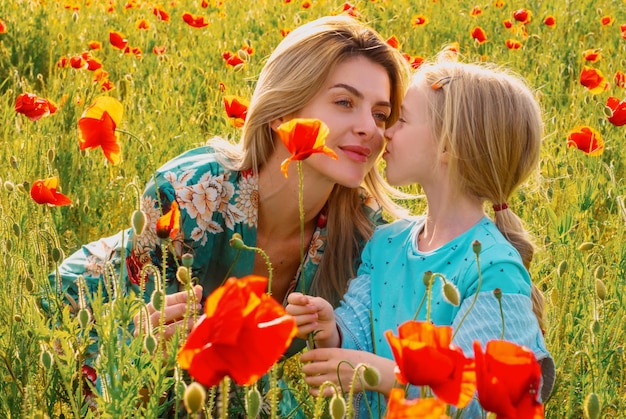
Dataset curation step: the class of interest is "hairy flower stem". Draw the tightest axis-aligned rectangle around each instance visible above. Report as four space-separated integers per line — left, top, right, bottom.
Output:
297 161 305 292
451 249 483 341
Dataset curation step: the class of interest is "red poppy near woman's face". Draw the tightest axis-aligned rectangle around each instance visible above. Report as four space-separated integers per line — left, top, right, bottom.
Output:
177 275 297 387
606 97 626 126
77 96 123 164
15 93 57 121
275 118 337 177
385 321 476 408
30 176 72 206
223 95 249 128
567 125 604 156
473 340 544 419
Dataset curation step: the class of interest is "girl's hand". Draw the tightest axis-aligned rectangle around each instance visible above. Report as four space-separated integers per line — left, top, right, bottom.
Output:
286 292 339 347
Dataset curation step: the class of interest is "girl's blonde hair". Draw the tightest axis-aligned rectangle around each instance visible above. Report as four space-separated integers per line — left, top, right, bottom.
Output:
417 59 546 328
213 15 410 305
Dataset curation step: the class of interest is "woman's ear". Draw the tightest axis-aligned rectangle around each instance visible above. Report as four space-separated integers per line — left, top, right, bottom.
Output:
270 117 286 132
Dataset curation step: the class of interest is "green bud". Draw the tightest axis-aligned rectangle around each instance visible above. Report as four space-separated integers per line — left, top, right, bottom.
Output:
603 106 614 118
176 266 190 285
329 393 347 419
144 334 157 355
422 271 434 287
550 288 559 306
4 180 14 192
151 290 164 311
594 265 604 280
362 365 381 387
578 242 595 251
472 240 482 255
229 233 246 250
12 223 21 238
245 386 262 419
14 314 21 322
40 349 54 370
590 320 600 335
182 253 194 268
131 210 146 236
595 279 607 300
10 155 18 170
5 238 11 252
184 382 206 414
557 260 568 277
442 282 460 306
78 308 91 329
25 275 35 293
583 392 600 419
47 148 56 164
233 63 245 72
51 248 63 263
237 48 250 62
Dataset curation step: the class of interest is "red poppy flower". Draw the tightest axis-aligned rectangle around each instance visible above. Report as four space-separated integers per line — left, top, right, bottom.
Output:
69 55 87 70
402 53 424 70
600 15 613 26
222 51 244 67
494 0 504 7
156 200 181 239
567 125 604 156
582 49 601 62
0 18 7 34
471 26 487 44
606 97 626 126
201 0 209 7
505 39 522 50
615 71 626 88
280 28 291 37
137 19 150 30
77 96 124 164
84 53 103 71
385 389 450 419
474 340 544 419
56 56 69 68
153 6 170 21
177 275 297 387
88 41 102 50
301 1 311 8
109 31 128 50
513 9 531 24
153 45 166 55
543 15 556 27
386 35 400 49
276 118 337 177
342 2 359 18
183 12 209 28
580 66 609 94
385 321 476 408
503 19 513 29
15 93 57 121
470 6 482 16
411 14 428 26
223 95 249 128
30 176 72 206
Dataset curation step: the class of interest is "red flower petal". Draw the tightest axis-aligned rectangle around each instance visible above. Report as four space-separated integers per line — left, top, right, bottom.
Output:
30 176 72 206
606 97 626 126
567 125 604 156
109 31 128 50
471 26 487 44
156 200 181 239
580 66 609 94
223 95 249 128
276 118 336 177
182 12 209 28
15 93 57 121
385 390 450 419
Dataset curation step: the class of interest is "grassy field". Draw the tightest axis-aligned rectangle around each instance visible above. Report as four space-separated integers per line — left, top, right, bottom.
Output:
1 0 625 417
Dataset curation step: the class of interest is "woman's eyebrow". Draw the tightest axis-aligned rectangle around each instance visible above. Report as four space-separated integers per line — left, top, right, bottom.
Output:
330 83 392 108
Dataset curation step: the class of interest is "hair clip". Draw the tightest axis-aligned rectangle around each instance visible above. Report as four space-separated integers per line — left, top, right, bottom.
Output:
431 76 452 90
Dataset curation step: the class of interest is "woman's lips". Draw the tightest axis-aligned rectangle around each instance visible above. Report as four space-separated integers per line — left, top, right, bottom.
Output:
339 145 371 163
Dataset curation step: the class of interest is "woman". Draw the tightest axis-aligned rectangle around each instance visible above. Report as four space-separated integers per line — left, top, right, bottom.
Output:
51 15 410 355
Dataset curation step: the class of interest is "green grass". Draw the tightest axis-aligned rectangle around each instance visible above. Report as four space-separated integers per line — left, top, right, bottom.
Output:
1 0 625 417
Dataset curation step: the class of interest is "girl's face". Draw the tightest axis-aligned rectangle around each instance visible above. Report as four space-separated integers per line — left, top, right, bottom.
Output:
383 84 441 187
288 56 392 188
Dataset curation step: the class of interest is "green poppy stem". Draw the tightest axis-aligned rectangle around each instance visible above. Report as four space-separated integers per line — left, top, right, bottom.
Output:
298 161 305 293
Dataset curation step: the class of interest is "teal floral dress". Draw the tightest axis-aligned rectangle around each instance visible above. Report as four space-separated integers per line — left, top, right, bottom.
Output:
52 146 385 355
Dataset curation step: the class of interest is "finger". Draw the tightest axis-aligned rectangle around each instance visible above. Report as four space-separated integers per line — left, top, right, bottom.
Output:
165 285 203 307
300 348 332 363
286 292 308 305
151 302 201 328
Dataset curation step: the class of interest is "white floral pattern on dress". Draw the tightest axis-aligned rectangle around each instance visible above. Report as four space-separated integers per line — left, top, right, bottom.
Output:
234 171 258 228
308 231 323 265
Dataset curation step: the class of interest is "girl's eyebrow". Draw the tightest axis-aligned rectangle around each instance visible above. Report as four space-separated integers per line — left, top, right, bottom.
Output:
330 83 392 108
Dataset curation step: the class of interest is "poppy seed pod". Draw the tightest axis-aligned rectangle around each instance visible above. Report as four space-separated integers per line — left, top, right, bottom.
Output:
472 240 482 255
184 382 206 414
182 253 194 268
422 270 434 287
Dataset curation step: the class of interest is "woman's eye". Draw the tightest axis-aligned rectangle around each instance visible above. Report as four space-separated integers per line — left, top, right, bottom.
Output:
335 99 352 108
373 112 390 122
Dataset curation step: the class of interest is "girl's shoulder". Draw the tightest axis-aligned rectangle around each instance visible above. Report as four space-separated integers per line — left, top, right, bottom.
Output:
372 215 425 240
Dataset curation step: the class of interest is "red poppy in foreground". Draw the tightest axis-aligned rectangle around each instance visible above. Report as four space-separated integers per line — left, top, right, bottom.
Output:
182 12 209 28
30 176 72 206
156 200 181 239
567 125 604 156
606 97 626 126
223 95 249 128
276 118 336 177
580 66 609 94
77 96 124 164
474 340 544 419
15 93 57 121
385 389 450 419
471 26 487 44
385 321 476 408
178 275 297 387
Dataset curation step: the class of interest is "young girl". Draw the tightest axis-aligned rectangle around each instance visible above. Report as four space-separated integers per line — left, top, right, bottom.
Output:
287 58 555 417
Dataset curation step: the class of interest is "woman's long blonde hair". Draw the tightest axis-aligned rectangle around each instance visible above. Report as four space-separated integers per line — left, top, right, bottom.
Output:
417 59 546 328
213 15 410 306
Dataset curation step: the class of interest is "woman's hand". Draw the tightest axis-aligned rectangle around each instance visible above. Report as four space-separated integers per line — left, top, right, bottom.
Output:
286 292 339 347
133 285 203 339
299 348 397 397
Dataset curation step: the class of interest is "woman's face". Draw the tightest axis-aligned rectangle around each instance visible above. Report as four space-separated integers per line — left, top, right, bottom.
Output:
289 56 392 188
383 84 440 187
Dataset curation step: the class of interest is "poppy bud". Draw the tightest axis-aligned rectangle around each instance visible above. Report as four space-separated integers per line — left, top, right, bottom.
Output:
151 290 164 311
237 48 250 62
184 382 206 414
14 314 21 322
550 287 559 305
40 348 54 370
16 183 26 193
25 275 35 293
422 271 434 287
182 253 194 268
557 260 568 277
230 233 246 250
595 279 607 300
4 180 15 192
51 248 63 263
245 386 262 419
5 238 11 252
493 287 502 301
47 148 55 164
233 63 245 72
578 242 595 251
144 333 157 355
131 210 146 236
176 266 190 285
12 222 21 238
329 393 347 419
442 282 460 306
594 265 604 280
603 106 613 117
590 319 600 335
472 240 482 255
362 365 381 387
583 392 600 419
78 308 92 329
